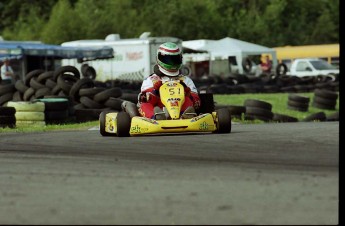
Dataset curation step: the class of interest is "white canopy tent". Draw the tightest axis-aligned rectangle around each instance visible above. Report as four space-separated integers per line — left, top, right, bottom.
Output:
182 37 277 75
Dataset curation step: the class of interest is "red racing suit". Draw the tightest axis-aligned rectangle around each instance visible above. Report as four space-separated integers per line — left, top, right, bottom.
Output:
138 73 200 119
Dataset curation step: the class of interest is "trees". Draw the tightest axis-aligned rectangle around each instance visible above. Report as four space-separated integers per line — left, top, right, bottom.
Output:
0 0 339 46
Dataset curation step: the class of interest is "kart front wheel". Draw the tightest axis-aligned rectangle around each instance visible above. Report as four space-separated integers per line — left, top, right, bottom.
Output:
215 108 231 133
99 111 114 136
116 111 131 137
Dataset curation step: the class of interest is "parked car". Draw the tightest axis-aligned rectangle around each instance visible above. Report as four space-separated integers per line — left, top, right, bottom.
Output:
286 58 339 77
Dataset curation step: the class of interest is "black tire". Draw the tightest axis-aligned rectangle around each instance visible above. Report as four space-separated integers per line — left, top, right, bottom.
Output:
12 91 23 101
0 115 16 125
29 77 46 90
119 92 139 103
287 104 308 112
0 93 14 106
288 94 310 104
245 106 273 119
51 85 62 95
57 73 79 95
35 87 52 99
244 113 271 122
24 69 44 86
272 113 298 123
116 111 131 137
81 64 89 76
53 65 80 81
79 87 106 98
0 123 16 129
99 111 116 136
227 105 245 119
313 96 337 106
287 100 309 109
215 108 231 133
23 87 35 101
314 89 338 100
311 101 336 110
93 88 122 103
83 66 97 80
302 112 326 122
45 110 69 120
45 79 57 89
37 71 54 83
214 104 229 110
104 97 124 110
276 63 288 76
242 57 252 73
80 96 104 109
69 77 95 101
244 99 272 111
0 84 16 96
14 80 29 93
36 98 70 111
0 106 16 115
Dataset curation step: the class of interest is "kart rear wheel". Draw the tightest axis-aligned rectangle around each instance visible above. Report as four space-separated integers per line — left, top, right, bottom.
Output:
116 111 131 137
99 111 114 136
215 108 231 133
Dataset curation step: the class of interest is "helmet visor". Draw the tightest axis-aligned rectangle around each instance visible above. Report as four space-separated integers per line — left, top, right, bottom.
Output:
158 53 182 69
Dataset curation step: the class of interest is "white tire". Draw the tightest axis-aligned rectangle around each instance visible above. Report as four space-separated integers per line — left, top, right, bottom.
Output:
6 101 45 112
15 112 45 121
16 120 46 127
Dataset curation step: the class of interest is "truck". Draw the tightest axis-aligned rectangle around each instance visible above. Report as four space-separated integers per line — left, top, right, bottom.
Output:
284 58 339 77
61 33 182 82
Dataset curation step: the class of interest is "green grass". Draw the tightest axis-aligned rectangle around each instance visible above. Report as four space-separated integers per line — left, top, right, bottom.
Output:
0 92 339 132
214 92 339 122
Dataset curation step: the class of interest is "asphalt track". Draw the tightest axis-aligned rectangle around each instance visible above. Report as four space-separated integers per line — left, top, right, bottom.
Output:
0 121 339 225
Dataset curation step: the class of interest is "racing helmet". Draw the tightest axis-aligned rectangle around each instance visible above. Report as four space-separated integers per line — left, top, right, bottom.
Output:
156 42 182 77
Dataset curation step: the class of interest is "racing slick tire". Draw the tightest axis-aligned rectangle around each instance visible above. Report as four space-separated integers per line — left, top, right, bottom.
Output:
99 111 115 137
215 108 231 134
116 111 131 137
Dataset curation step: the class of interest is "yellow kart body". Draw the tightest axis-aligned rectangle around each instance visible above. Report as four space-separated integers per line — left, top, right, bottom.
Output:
103 111 218 136
100 80 231 137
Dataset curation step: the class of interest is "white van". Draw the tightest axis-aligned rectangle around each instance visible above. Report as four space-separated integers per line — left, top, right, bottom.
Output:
61 33 182 81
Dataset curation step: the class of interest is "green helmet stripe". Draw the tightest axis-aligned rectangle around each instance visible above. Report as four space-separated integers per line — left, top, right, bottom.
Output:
157 60 180 70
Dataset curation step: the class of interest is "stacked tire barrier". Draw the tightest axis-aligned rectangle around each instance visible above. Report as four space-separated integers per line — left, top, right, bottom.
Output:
35 98 71 124
287 94 310 112
192 73 339 94
0 66 142 124
0 106 16 128
312 89 338 110
7 101 46 127
244 99 273 122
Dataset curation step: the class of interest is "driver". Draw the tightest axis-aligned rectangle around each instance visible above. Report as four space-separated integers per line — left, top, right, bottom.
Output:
138 42 200 120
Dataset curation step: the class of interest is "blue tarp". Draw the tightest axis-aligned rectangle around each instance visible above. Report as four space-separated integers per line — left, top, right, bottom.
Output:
0 41 114 61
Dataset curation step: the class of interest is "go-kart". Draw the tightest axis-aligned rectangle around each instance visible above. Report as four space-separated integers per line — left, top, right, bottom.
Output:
99 80 231 137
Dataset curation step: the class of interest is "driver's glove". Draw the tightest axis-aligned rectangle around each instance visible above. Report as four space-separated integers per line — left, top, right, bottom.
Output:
152 80 163 95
